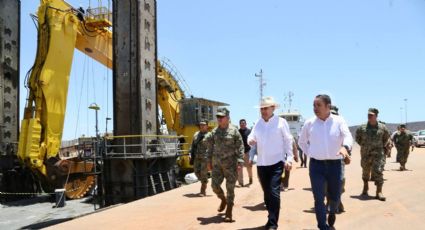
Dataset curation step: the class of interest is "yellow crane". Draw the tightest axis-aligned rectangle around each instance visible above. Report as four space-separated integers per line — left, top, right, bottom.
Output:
18 0 225 198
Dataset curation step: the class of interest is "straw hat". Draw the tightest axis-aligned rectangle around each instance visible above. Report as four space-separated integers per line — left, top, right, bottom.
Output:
256 96 280 109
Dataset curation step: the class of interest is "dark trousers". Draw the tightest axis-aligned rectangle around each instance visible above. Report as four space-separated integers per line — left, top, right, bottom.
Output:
257 161 284 228
299 148 308 167
309 158 343 230
281 169 290 188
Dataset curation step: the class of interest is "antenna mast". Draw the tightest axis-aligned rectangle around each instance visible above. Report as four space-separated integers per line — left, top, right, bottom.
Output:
255 69 266 103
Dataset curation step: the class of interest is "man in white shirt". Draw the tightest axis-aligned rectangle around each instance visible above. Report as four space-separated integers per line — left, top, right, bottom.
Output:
248 96 293 230
298 94 352 230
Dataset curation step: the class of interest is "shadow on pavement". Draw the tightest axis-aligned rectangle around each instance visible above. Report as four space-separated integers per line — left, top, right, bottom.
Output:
243 202 266 212
349 195 374 201
197 214 225 225
19 218 73 229
390 169 413 172
238 226 264 230
1 195 53 207
302 188 312 192
303 207 316 214
183 193 212 198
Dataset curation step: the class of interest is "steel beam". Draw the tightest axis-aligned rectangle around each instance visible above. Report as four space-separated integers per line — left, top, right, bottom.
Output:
0 0 20 158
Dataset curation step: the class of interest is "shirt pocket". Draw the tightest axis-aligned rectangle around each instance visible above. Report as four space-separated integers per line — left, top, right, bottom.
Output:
223 136 234 147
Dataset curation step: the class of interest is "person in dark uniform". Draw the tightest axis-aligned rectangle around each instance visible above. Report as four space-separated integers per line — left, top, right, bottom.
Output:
237 119 253 186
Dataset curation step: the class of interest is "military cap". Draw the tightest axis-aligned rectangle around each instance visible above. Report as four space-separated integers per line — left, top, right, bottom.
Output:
400 124 406 128
216 107 230 117
330 105 339 115
368 108 379 115
198 119 208 125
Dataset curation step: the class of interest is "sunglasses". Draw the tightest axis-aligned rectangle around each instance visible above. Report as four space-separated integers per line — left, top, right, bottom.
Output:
260 107 273 110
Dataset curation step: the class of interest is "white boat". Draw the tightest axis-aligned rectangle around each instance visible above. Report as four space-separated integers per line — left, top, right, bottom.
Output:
278 92 304 138
279 110 304 138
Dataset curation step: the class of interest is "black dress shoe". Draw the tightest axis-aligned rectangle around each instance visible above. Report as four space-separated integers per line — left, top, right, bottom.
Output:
328 214 336 227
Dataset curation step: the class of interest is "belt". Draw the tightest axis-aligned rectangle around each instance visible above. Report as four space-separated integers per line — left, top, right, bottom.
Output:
310 158 342 164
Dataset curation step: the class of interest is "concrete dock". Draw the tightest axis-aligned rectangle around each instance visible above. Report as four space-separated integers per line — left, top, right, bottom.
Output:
48 145 425 229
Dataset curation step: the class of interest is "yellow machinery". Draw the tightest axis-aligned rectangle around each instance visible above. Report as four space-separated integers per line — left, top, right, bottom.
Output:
157 63 227 171
18 0 112 198
18 0 226 198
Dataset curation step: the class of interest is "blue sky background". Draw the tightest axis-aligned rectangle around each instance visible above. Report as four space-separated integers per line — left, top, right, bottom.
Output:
20 0 425 140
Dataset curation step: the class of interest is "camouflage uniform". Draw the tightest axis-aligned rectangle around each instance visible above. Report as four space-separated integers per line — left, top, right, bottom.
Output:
393 131 413 168
356 122 390 186
206 125 244 206
190 131 209 184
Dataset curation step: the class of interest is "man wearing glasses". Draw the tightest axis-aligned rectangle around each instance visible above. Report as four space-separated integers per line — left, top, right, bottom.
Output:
248 96 293 230
206 107 244 223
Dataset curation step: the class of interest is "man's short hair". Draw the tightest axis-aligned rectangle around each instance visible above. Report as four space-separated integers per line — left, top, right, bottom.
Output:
239 119 246 124
315 94 332 105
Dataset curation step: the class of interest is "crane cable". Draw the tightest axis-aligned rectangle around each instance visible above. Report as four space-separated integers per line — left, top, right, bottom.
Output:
74 55 88 139
106 0 111 133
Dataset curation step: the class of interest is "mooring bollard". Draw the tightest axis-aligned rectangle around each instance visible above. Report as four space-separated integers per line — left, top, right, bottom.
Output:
55 189 66 208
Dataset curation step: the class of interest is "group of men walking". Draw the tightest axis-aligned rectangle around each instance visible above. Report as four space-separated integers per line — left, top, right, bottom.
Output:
189 98 294 228
189 94 415 230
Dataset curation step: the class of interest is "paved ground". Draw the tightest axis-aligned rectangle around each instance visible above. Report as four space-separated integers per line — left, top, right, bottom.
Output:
48 145 425 230
0 196 95 230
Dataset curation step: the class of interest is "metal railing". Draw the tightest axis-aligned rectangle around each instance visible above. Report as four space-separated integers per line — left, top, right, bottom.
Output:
87 7 112 22
103 134 186 159
85 7 112 28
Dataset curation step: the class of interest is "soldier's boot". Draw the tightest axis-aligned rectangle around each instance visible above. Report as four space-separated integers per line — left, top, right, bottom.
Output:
248 177 253 185
224 204 233 222
376 184 386 201
200 183 207 196
217 194 227 212
400 163 406 171
361 179 369 196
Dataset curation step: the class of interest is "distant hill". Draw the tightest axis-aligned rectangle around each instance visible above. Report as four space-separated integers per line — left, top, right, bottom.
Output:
349 121 425 138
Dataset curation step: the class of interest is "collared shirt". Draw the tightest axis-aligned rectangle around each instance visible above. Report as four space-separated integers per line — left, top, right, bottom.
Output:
298 114 353 160
247 114 293 166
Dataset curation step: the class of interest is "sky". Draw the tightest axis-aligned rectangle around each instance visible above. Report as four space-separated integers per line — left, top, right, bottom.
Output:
19 0 425 140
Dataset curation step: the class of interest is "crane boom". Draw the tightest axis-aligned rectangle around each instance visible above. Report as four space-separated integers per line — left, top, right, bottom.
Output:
18 0 112 198
17 0 224 198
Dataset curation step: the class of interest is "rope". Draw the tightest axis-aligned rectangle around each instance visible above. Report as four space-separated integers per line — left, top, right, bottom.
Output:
0 191 55 196
86 53 90 136
74 54 87 139
106 0 111 130
91 59 97 103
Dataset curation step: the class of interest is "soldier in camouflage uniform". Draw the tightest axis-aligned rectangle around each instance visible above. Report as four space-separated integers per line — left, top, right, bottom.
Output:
355 108 390 201
393 124 414 171
205 107 244 222
189 120 210 196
